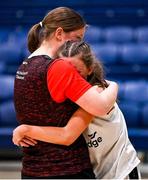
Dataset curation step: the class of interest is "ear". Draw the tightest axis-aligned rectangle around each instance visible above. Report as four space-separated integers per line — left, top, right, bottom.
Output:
55 27 64 41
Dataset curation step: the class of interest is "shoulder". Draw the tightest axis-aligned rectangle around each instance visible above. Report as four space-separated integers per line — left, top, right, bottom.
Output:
51 58 74 68
48 58 76 75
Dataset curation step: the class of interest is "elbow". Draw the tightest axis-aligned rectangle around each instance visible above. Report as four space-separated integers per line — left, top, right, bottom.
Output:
64 141 73 146
99 106 111 116
62 136 75 146
94 101 114 117
61 139 73 146
61 129 75 146
94 109 107 117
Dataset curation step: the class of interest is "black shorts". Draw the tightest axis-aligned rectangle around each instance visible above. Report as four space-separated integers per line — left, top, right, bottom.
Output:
129 166 141 179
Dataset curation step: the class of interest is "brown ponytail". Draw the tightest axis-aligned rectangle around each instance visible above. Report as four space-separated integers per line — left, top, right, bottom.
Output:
28 24 41 53
27 7 86 53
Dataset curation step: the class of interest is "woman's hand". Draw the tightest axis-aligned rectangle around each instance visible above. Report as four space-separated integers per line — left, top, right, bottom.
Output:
12 125 37 147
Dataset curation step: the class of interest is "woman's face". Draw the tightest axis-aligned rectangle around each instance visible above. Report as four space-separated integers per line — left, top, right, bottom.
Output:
63 27 86 42
66 55 92 79
53 27 86 56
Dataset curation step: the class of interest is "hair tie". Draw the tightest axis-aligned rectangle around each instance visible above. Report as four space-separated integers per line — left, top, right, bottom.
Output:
39 21 43 27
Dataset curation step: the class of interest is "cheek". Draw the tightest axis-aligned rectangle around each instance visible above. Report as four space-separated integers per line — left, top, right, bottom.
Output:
83 69 92 79
63 33 71 41
65 36 77 41
75 65 90 78
79 69 89 79
61 33 68 42
83 71 89 79
64 32 79 41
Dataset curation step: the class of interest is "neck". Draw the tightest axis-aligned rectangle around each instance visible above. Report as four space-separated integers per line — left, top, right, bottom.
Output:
28 39 60 59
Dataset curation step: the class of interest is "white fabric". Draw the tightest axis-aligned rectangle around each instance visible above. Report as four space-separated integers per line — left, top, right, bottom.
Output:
83 103 140 179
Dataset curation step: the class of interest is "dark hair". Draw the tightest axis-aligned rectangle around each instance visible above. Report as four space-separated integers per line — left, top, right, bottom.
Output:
55 41 94 69
56 40 108 88
87 60 108 89
28 7 86 53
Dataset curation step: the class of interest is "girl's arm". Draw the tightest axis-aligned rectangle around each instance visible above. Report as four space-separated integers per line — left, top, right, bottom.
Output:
76 81 118 116
13 108 94 146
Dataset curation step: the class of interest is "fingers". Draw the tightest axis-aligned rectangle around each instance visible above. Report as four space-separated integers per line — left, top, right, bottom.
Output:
21 136 37 146
19 141 30 147
13 136 37 147
26 136 38 144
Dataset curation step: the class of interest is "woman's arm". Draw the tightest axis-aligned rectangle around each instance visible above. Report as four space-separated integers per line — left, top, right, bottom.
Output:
13 108 94 146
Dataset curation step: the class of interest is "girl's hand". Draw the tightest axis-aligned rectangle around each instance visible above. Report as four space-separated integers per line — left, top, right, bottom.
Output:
12 125 37 147
18 136 37 147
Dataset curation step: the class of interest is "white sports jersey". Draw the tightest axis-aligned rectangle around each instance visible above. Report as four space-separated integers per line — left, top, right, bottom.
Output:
83 103 140 179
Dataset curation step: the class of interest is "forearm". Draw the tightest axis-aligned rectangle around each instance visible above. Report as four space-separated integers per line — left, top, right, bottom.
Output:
15 108 93 146
21 125 70 145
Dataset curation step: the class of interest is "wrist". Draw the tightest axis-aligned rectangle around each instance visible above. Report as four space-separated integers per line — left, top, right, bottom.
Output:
19 124 30 135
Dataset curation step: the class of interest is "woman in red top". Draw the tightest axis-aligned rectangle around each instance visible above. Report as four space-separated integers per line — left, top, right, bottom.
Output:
14 7 118 179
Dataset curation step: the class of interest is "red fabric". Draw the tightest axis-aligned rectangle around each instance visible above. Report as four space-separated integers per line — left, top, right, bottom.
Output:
47 59 92 103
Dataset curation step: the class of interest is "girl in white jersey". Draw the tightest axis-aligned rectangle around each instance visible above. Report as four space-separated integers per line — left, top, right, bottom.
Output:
13 41 140 179
83 62 140 179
